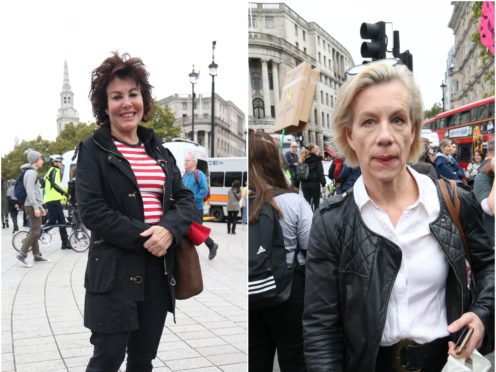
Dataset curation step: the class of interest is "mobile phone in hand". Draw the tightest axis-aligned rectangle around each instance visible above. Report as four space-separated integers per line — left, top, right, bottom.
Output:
455 326 474 354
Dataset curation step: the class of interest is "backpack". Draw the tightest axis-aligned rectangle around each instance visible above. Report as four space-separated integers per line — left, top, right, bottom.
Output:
296 163 310 181
14 170 28 204
249 197 295 309
194 169 210 201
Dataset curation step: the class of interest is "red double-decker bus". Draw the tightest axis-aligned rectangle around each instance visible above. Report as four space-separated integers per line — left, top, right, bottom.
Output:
422 96 495 168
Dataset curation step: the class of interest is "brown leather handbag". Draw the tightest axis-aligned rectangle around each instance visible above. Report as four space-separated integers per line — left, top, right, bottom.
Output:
174 238 203 300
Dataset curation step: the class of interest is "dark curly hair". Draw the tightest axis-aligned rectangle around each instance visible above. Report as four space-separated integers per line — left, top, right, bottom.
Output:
89 51 154 126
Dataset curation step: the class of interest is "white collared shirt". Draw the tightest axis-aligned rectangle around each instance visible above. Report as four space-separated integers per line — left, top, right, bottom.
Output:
353 167 449 346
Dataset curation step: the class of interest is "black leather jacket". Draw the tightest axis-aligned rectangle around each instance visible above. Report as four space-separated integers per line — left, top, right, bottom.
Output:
303 181 494 371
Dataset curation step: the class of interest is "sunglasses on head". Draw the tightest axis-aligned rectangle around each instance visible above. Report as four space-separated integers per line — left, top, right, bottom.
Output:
345 58 402 76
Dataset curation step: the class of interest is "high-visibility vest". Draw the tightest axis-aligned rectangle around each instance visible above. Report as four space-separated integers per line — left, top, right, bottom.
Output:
43 167 64 203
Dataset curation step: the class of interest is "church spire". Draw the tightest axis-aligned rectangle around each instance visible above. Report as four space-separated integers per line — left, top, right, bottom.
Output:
57 59 79 134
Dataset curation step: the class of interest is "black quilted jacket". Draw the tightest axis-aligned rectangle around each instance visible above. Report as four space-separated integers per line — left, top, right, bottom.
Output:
303 180 494 372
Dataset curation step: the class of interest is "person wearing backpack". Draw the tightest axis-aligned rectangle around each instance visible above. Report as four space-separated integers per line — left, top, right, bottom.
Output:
6 179 19 232
249 132 313 372
298 144 326 211
182 152 219 260
43 155 70 250
15 150 49 267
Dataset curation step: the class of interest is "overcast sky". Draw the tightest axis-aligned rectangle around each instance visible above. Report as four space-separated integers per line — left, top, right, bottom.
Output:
2 0 456 156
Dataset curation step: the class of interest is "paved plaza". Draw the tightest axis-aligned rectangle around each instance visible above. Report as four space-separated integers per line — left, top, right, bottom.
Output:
2 220 247 372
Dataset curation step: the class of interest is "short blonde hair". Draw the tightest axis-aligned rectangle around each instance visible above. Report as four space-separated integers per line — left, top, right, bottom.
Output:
331 61 424 167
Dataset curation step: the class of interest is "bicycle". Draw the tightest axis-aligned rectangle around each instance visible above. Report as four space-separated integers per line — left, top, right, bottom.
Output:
12 201 90 253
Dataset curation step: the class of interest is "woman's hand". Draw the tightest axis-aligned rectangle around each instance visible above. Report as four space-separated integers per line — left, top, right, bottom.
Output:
140 226 174 257
447 311 485 359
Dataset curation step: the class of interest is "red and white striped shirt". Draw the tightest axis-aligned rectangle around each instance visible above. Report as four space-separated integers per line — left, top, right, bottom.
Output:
114 140 166 225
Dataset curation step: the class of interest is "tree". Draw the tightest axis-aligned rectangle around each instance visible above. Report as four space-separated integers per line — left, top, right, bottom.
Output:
141 103 181 142
471 2 495 96
424 102 443 119
1 136 51 180
48 122 98 155
1 122 97 181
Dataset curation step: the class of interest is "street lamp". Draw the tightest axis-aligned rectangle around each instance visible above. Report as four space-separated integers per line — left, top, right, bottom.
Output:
189 65 199 142
440 81 446 112
209 41 218 157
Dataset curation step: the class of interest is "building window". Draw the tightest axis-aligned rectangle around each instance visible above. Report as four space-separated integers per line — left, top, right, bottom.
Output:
253 98 265 119
326 93 329 106
322 112 325 127
265 16 273 28
182 102 187 110
314 108 318 125
251 71 261 90
323 56 326 66
304 47 307 54
317 36 320 45
270 105 275 118
320 91 324 104
302 30 306 41
296 42 299 49
327 113 330 128
249 15 257 28
318 52 321 63
294 24 298 36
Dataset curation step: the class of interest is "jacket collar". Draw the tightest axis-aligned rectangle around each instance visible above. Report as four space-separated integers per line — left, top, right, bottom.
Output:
92 123 157 152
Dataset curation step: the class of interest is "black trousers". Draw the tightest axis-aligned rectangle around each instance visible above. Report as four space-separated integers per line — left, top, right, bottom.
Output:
301 181 321 211
227 211 238 233
45 200 68 245
86 254 170 372
197 209 216 249
249 267 306 372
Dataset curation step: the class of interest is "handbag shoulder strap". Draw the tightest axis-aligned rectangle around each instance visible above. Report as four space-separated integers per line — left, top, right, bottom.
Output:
437 179 470 261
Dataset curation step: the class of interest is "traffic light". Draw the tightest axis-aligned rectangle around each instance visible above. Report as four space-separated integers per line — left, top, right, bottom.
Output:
399 51 413 72
360 22 387 60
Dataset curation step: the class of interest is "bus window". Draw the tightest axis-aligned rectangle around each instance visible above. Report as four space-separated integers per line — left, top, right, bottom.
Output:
478 105 488 120
457 143 471 165
470 107 479 122
460 110 470 124
225 172 242 187
210 172 224 187
439 118 446 129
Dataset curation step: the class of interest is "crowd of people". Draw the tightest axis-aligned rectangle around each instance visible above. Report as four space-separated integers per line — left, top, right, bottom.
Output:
251 59 494 372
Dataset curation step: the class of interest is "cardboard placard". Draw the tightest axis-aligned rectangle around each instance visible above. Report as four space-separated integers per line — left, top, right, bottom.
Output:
274 62 320 134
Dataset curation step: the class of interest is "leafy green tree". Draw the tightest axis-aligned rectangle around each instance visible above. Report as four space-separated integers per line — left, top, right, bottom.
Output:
142 103 181 142
1 136 51 180
48 122 98 155
424 102 443 119
471 2 495 96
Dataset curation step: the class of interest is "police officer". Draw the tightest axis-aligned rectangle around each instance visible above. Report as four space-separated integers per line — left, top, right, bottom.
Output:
44 155 70 249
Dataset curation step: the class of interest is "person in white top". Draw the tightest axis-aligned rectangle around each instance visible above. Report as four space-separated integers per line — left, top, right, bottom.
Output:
302 59 494 372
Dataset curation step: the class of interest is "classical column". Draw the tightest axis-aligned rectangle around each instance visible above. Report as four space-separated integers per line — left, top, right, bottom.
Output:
272 61 280 114
261 60 271 115
248 67 253 118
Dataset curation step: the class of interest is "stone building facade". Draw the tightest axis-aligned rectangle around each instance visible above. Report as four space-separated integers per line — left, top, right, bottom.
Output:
158 93 246 157
248 2 354 149
447 2 494 109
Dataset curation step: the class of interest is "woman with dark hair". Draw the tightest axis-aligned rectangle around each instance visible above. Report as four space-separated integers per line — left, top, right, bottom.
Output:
298 144 326 211
466 150 485 186
76 52 196 372
226 179 241 234
249 132 312 372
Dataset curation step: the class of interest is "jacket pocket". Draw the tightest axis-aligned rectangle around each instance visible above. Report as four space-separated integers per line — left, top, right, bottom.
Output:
85 245 117 294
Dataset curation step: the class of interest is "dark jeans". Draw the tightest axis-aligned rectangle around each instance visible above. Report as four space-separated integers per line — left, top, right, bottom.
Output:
249 267 306 372
198 209 216 249
9 207 18 231
227 211 238 233
301 181 321 211
45 200 68 245
86 253 170 372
